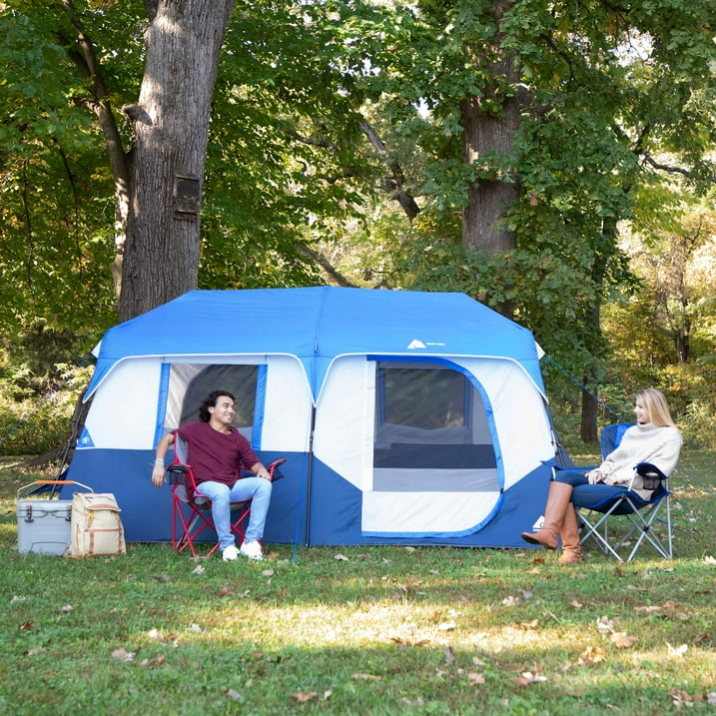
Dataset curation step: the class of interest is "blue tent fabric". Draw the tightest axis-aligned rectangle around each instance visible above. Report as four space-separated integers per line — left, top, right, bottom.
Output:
71 287 558 547
86 287 546 403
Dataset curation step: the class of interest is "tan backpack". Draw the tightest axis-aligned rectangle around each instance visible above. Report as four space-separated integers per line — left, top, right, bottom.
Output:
69 492 126 557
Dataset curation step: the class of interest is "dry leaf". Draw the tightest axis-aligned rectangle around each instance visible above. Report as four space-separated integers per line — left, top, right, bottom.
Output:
60 605 73 612
290 691 318 703
24 647 46 657
502 596 520 607
218 586 232 597
520 669 547 684
223 689 242 701
390 636 431 647
139 654 166 667
670 688 694 709
404 546 416 552
333 554 349 561
19 621 33 631
514 675 532 687
707 692 716 706
703 555 716 565
596 615 617 633
111 648 135 662
570 600 583 609
192 565 205 575
438 621 457 631
10 595 28 604
578 646 606 664
262 569 274 577
443 647 455 665
667 642 688 658
472 655 487 667
400 697 424 706
518 619 539 630
467 671 485 686
351 673 382 681
610 631 635 648
518 589 533 600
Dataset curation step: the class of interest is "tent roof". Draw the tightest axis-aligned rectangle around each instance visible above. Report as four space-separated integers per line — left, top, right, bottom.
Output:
85 287 545 402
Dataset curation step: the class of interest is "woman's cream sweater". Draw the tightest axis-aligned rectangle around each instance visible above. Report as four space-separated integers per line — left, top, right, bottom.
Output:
599 422 682 499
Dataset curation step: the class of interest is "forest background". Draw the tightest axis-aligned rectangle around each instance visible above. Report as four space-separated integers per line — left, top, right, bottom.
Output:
1 0 715 460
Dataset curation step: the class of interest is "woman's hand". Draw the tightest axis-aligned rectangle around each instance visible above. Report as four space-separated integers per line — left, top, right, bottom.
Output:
587 469 604 484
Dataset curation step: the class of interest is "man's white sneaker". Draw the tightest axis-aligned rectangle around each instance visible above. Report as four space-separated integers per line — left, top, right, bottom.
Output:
222 545 239 561
238 540 265 561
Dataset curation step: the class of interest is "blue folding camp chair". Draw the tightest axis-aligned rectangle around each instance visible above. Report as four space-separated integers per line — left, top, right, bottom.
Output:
570 424 674 562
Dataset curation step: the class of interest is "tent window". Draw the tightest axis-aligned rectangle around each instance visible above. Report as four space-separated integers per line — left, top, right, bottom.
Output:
179 364 258 428
378 364 470 430
373 361 497 491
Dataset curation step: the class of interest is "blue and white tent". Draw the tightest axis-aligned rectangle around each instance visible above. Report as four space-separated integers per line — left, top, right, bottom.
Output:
67 287 560 547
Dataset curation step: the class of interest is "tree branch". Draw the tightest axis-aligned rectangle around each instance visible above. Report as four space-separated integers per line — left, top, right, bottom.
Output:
360 120 421 221
296 243 359 287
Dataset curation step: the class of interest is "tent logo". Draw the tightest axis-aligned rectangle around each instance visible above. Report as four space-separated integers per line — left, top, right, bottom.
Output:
407 339 426 349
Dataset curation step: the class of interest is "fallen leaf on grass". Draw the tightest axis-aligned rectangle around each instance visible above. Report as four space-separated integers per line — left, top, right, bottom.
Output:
290 691 318 703
139 654 166 668
390 636 431 647
502 596 520 607
10 595 28 604
111 648 135 662
670 688 694 709
218 586 232 597
192 565 205 575
703 555 716 565
262 569 274 577
467 672 485 686
400 697 424 706
666 642 688 658
333 553 349 561
405 546 416 552
19 621 33 631
437 621 456 631
24 647 46 657
577 646 606 664
443 647 455 665
596 615 617 633
610 631 635 648
60 604 73 612
518 619 539 630
351 673 382 681
223 689 242 701
707 692 716 706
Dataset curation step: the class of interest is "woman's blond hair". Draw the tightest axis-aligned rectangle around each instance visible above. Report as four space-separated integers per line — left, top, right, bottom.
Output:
637 388 676 427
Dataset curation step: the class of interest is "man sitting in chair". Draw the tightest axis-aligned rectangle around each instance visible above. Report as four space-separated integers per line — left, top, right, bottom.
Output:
151 390 273 561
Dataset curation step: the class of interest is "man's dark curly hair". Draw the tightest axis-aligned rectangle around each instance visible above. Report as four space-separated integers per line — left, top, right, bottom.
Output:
198 390 235 422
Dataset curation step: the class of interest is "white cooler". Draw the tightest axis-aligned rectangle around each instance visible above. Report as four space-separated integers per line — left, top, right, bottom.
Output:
16 481 91 555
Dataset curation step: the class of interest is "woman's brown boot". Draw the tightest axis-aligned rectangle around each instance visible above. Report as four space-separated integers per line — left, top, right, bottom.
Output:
521 482 573 550
557 504 582 564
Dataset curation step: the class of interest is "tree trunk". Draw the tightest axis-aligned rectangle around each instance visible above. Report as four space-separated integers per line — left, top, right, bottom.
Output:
119 0 235 322
460 0 524 257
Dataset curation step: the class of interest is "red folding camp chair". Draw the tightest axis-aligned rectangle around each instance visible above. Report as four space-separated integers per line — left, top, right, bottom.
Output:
166 436 286 558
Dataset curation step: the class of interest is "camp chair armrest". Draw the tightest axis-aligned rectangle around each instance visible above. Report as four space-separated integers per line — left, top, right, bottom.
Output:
166 463 188 485
635 462 668 491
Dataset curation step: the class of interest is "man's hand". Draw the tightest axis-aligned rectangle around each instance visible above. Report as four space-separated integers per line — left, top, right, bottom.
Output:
587 469 604 484
151 463 166 488
254 465 272 481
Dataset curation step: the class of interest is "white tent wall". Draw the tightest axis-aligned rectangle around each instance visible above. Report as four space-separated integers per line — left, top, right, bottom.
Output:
79 358 161 449
455 357 555 490
311 354 555 539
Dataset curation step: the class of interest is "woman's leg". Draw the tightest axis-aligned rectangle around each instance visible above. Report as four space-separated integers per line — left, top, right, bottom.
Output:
521 470 589 549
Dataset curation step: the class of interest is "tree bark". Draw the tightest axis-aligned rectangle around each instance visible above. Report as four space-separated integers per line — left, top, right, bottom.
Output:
119 0 235 322
460 0 524 257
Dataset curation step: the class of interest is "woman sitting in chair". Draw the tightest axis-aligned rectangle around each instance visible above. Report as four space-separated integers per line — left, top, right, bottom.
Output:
521 388 682 564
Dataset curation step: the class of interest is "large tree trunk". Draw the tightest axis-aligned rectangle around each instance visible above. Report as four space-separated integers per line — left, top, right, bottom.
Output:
460 0 524 258
119 0 235 322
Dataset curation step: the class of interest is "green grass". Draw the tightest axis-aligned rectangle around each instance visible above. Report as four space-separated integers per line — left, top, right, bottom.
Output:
0 453 715 715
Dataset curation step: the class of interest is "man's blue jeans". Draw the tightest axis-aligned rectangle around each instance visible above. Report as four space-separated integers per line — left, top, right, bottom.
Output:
195 477 273 549
554 469 627 508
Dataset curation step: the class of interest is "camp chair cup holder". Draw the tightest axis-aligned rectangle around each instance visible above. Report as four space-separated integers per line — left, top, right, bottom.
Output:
635 462 665 491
